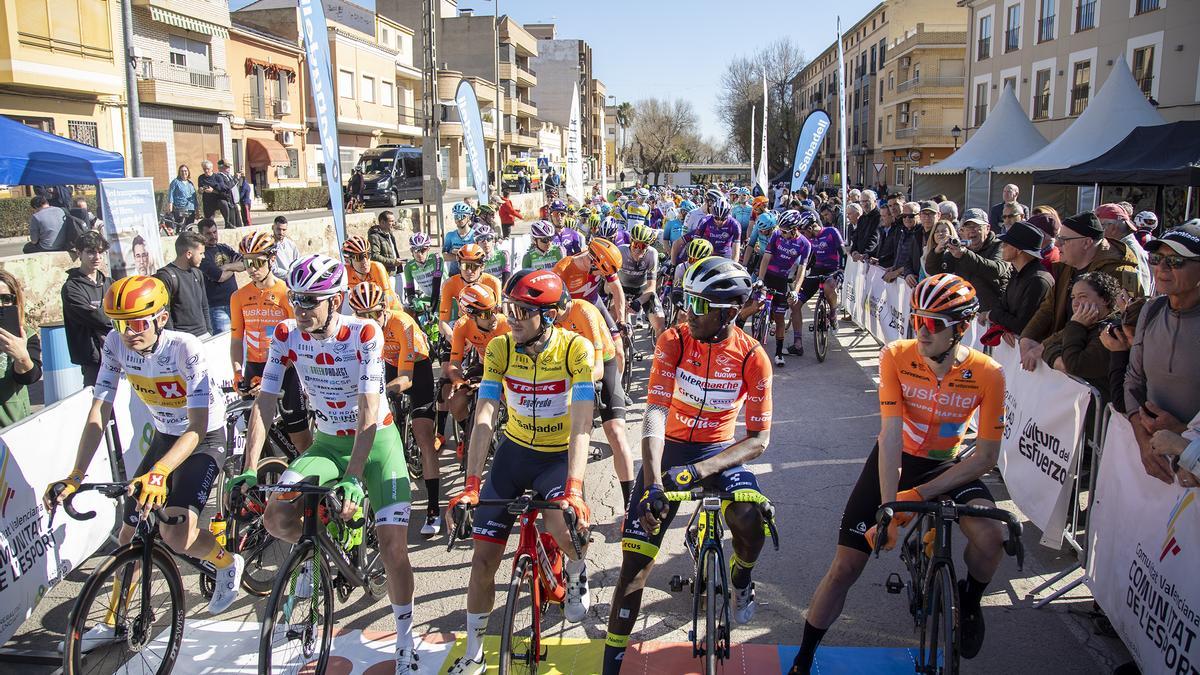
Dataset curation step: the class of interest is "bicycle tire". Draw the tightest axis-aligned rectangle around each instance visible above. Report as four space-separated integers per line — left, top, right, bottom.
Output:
499 555 540 675
924 564 960 675
814 296 830 363
233 457 290 596
258 541 334 675
750 307 767 344
622 336 634 388
703 548 719 675
65 543 185 675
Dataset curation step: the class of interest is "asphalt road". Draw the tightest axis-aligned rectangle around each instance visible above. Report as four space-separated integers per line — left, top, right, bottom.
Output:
6 321 1131 674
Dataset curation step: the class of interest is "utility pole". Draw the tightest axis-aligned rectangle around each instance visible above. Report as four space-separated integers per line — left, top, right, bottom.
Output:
122 0 142 176
494 2 502 190
420 0 443 241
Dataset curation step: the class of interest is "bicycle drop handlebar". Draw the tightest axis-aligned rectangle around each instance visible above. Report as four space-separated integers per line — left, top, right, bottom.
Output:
255 482 368 528
446 494 586 558
873 499 1024 570
652 487 781 551
53 482 188 526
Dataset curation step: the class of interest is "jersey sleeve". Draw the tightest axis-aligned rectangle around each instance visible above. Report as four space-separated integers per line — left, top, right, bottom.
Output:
92 330 123 404
479 334 507 401
357 321 385 397
396 315 419 372
975 360 1007 442
743 345 773 432
646 329 680 409
438 276 460 322
177 333 213 411
567 335 596 400
260 323 291 396
877 343 902 418
450 320 468 363
229 289 246 339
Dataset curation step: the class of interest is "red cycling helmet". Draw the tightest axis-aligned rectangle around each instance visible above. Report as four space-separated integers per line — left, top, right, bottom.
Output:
505 269 566 310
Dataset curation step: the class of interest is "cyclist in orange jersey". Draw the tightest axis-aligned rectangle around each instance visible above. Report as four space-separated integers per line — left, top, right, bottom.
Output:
443 283 511 453
342 235 401 311
439 243 503 338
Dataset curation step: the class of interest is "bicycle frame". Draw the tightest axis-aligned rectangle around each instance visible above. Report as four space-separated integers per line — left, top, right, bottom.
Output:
690 496 731 660
269 486 377 591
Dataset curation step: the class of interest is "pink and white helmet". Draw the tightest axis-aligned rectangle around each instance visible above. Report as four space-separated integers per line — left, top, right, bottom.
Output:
530 220 555 238
287 253 346 296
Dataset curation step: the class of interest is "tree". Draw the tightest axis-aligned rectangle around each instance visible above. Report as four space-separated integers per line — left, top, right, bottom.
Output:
615 101 635 162
716 38 808 180
628 98 698 185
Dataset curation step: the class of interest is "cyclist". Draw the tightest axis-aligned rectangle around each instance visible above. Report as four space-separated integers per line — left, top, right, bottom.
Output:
443 283 511 459
230 254 422 672
754 209 813 364
548 199 584 256
661 205 686 252
553 237 628 374
594 215 629 246
522 220 563 270
742 210 779 277
229 232 312 453
439 243 502 340
343 235 401 311
474 203 497 230
794 211 847 341
402 232 444 313
444 202 477 276
669 238 715 317
673 197 741 263
585 211 603 239
348 281 442 537
444 270 595 675
789 274 1007 674
731 189 754 239
473 224 510 284
604 257 773 674
46 276 243 636
619 224 666 337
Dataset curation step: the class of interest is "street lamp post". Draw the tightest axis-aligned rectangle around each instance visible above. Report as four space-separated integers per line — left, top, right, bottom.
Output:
951 124 962 150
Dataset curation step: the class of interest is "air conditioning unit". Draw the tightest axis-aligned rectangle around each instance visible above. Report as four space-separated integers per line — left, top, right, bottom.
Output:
899 56 911 68
281 131 296 146
275 100 292 116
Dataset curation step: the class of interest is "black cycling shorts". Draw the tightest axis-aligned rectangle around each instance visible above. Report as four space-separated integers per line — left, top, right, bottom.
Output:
799 267 838 304
621 440 762 560
763 272 791 313
122 429 225 527
244 361 309 435
837 443 994 554
597 357 626 422
472 436 567 544
623 286 662 317
386 358 436 420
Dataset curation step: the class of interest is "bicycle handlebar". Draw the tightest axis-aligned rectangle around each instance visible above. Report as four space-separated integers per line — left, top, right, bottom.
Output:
256 482 367 528
446 495 586 558
654 488 780 551
57 482 187 525
874 499 1024 570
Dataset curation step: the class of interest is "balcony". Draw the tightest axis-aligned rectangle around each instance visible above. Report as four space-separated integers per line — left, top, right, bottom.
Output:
516 97 537 118
499 61 537 88
505 131 538 147
242 94 291 121
1075 1 1096 31
1037 16 1055 43
137 58 233 111
1135 0 1159 15
398 105 426 132
1004 27 1020 53
895 125 956 140
976 36 991 60
896 75 965 94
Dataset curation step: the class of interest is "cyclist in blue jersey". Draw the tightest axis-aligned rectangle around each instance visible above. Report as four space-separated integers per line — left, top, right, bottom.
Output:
731 190 754 241
742 211 779 278
444 202 477 276
660 207 685 253
754 210 813 365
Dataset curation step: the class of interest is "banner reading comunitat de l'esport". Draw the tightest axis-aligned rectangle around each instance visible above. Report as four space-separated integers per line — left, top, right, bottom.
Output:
1088 412 1200 675
455 80 489 207
565 82 584 204
298 0 346 246
791 110 831 192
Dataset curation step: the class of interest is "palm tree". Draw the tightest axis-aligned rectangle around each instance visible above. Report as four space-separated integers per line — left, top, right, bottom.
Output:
615 101 634 161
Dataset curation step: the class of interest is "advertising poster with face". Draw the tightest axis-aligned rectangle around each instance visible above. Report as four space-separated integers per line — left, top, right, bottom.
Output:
99 178 163 279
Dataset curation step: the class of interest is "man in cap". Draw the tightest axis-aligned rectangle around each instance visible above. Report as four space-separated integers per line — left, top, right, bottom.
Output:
1097 203 1152 294
924 208 1010 312
1019 211 1142 371
983 220 1054 339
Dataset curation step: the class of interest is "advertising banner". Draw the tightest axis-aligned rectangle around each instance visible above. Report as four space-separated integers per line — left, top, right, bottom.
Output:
749 105 757 187
298 0 346 246
860 264 909 344
455 80 489 207
791 110 832 192
756 75 768 196
992 342 1092 547
100 177 162 279
565 82 584 204
841 257 868 327
599 110 608 196
1088 412 1200 675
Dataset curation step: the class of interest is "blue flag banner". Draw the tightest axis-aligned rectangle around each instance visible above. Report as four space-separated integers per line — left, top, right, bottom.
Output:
455 81 489 206
298 0 346 246
791 109 831 192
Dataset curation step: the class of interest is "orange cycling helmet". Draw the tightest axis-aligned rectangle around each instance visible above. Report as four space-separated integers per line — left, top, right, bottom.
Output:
457 243 486 264
458 283 499 313
587 237 622 276
505 269 566 310
341 235 370 256
912 273 978 322
104 275 169 320
347 281 387 314
239 231 276 256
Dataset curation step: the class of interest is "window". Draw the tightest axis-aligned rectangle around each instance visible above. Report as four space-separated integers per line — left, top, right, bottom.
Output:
887 115 894 133
338 70 353 98
361 75 375 103
1038 0 1055 42
1075 0 1097 31
1070 60 1091 115
381 81 394 107
978 15 993 59
889 73 894 90
870 45 877 73
1005 4 1021 53
1133 45 1155 97
1003 75 1017 92
877 119 882 143
168 35 210 71
974 82 989 125
879 39 887 68
15 0 113 59
1033 68 1051 119
68 120 98 147
277 71 289 102
279 149 301 179
1135 0 1160 15
895 164 906 186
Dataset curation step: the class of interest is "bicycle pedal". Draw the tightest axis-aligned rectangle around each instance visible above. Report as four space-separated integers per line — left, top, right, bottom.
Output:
885 572 905 595
669 574 686 592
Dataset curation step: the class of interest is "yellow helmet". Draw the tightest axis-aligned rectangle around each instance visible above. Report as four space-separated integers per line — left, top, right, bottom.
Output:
104 275 169 321
686 238 714 261
630 224 656 244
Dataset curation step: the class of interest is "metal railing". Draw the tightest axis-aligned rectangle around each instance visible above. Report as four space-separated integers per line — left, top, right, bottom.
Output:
1135 0 1159 14
896 75 965 92
976 36 991 60
895 125 956 139
1005 27 1020 52
1075 0 1096 31
973 103 988 127
1037 15 1055 42
243 93 282 120
1033 92 1050 119
398 105 427 127
1135 73 1154 97
137 58 229 91
1070 84 1090 115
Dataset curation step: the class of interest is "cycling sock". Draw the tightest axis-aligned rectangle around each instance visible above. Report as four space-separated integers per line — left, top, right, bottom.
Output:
200 541 235 569
619 480 633 505
775 338 784 356
392 603 414 650
465 611 488 660
424 478 441 511
793 621 828 672
794 329 804 344
602 633 630 675
436 410 448 437
961 574 988 610
730 554 755 589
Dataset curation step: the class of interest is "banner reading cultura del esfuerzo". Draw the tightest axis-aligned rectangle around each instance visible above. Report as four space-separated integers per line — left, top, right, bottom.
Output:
298 0 346 247
791 109 831 192
455 80 489 207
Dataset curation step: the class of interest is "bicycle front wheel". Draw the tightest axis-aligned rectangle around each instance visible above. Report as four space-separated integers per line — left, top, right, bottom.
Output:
499 555 540 675
814 296 830 362
233 457 291 596
924 565 960 675
258 541 334 675
702 547 721 675
65 543 184 675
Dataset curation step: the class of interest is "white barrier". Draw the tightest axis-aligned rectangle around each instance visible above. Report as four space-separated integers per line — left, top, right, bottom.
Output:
1087 412 1199 675
840 259 910 344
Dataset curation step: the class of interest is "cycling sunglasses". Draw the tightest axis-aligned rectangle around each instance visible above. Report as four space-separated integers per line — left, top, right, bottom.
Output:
503 301 541 322
1148 252 1197 270
114 309 167 334
683 292 737 316
356 309 385 321
630 241 649 251
288 292 331 311
245 256 270 269
533 236 553 245
461 261 484 272
911 315 960 334
464 306 497 319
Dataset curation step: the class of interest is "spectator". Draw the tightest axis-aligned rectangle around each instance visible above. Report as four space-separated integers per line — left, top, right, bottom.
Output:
938 200 959 225
1149 412 1200 488
1096 203 1153 294
167 164 198 227
25 195 67 253
369 210 402 277
61 230 112 386
1101 296 1145 415
498 189 522 239
270 216 300 280
70 198 100 230
198 160 237 228
1133 210 1158 247
1039 271 1121 394
218 161 243 227
884 201 922 287
35 185 73 210
849 190 881 262
155 232 211 337
844 203 863 246
1117 201 1135 218
1125 221 1200 484
925 219 958 279
873 197 902 268
237 172 253 228
1028 208 1062 271
0 271 42 428
996 202 1025 235
1020 212 1142 371
924 208 1010 312
984 220 1054 340
989 183 1028 226
517 167 529 194
197 219 243 333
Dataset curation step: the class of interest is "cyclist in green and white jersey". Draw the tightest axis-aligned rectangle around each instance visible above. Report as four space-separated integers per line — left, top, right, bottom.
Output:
521 220 563 270
474 224 510 284
403 232 443 312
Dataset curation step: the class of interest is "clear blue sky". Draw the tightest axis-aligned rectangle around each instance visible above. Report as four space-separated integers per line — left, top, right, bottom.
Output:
229 0 881 139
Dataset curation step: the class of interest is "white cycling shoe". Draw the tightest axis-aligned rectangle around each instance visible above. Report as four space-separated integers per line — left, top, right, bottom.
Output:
395 645 420 673
207 554 244 615
420 511 443 537
565 571 591 623
446 653 486 675
733 581 757 624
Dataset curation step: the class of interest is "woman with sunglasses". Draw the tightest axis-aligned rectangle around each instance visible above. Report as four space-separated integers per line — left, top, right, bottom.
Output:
342 236 401 312
438 243 502 341
521 220 563 271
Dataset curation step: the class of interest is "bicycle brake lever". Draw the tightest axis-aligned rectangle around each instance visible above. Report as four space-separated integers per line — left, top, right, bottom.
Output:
562 508 585 559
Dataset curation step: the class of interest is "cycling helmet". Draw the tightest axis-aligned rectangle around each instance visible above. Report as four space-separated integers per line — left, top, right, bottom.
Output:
472 223 496 241
586 212 602 230
457 243 486 264
596 216 621 241
685 238 714 262
348 281 387 314
683 257 752 305
704 188 724 203
1134 210 1158 230
341 235 370 256
630 223 656 244
530 220 555 238
409 232 432 249
238 231 276 257
566 204 579 215
777 209 805 231
679 199 697 214
710 198 732 221
563 216 580 231
800 198 816 210
505 268 566 310
287 254 347 296
912 273 978 323
588 237 622 276
797 209 821 229
452 202 474 220
104 275 169 320
636 187 651 199
599 203 612 217
458 282 499 312
550 199 568 213
476 203 495 216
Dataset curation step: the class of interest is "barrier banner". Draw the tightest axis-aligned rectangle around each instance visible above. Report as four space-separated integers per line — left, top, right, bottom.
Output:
1088 412 1199 675
992 342 1091 547
100 177 162 278
841 258 869 327
862 265 909 344
0 391 116 646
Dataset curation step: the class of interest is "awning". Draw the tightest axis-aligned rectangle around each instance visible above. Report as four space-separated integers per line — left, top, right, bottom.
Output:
247 137 290 167
149 6 229 39
244 58 297 83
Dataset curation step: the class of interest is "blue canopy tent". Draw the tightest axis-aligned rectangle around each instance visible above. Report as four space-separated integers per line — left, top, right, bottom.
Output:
0 115 124 185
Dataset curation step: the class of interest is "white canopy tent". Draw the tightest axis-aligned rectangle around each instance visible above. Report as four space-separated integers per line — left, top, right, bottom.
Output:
911 83 1047 209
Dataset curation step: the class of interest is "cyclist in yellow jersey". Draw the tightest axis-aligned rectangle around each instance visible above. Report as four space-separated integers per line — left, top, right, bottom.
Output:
445 269 595 675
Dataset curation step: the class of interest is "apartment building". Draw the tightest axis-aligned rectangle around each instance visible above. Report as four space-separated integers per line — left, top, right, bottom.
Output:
0 0 127 175
604 105 620 179
962 0 1200 141
591 79 607 179
435 69 498 191
526 24 598 175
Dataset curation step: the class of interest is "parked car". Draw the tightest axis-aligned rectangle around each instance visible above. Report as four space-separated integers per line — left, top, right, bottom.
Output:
353 145 423 206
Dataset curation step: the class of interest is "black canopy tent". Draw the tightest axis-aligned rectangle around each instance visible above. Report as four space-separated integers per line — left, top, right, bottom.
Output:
1031 121 1200 187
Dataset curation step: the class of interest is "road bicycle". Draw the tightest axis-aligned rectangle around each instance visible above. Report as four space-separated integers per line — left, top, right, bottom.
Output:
440 348 505 478
874 499 1025 675
56 482 218 675
257 482 388 674
387 388 425 483
746 283 777 345
809 270 843 363
661 487 779 675
447 492 585 675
